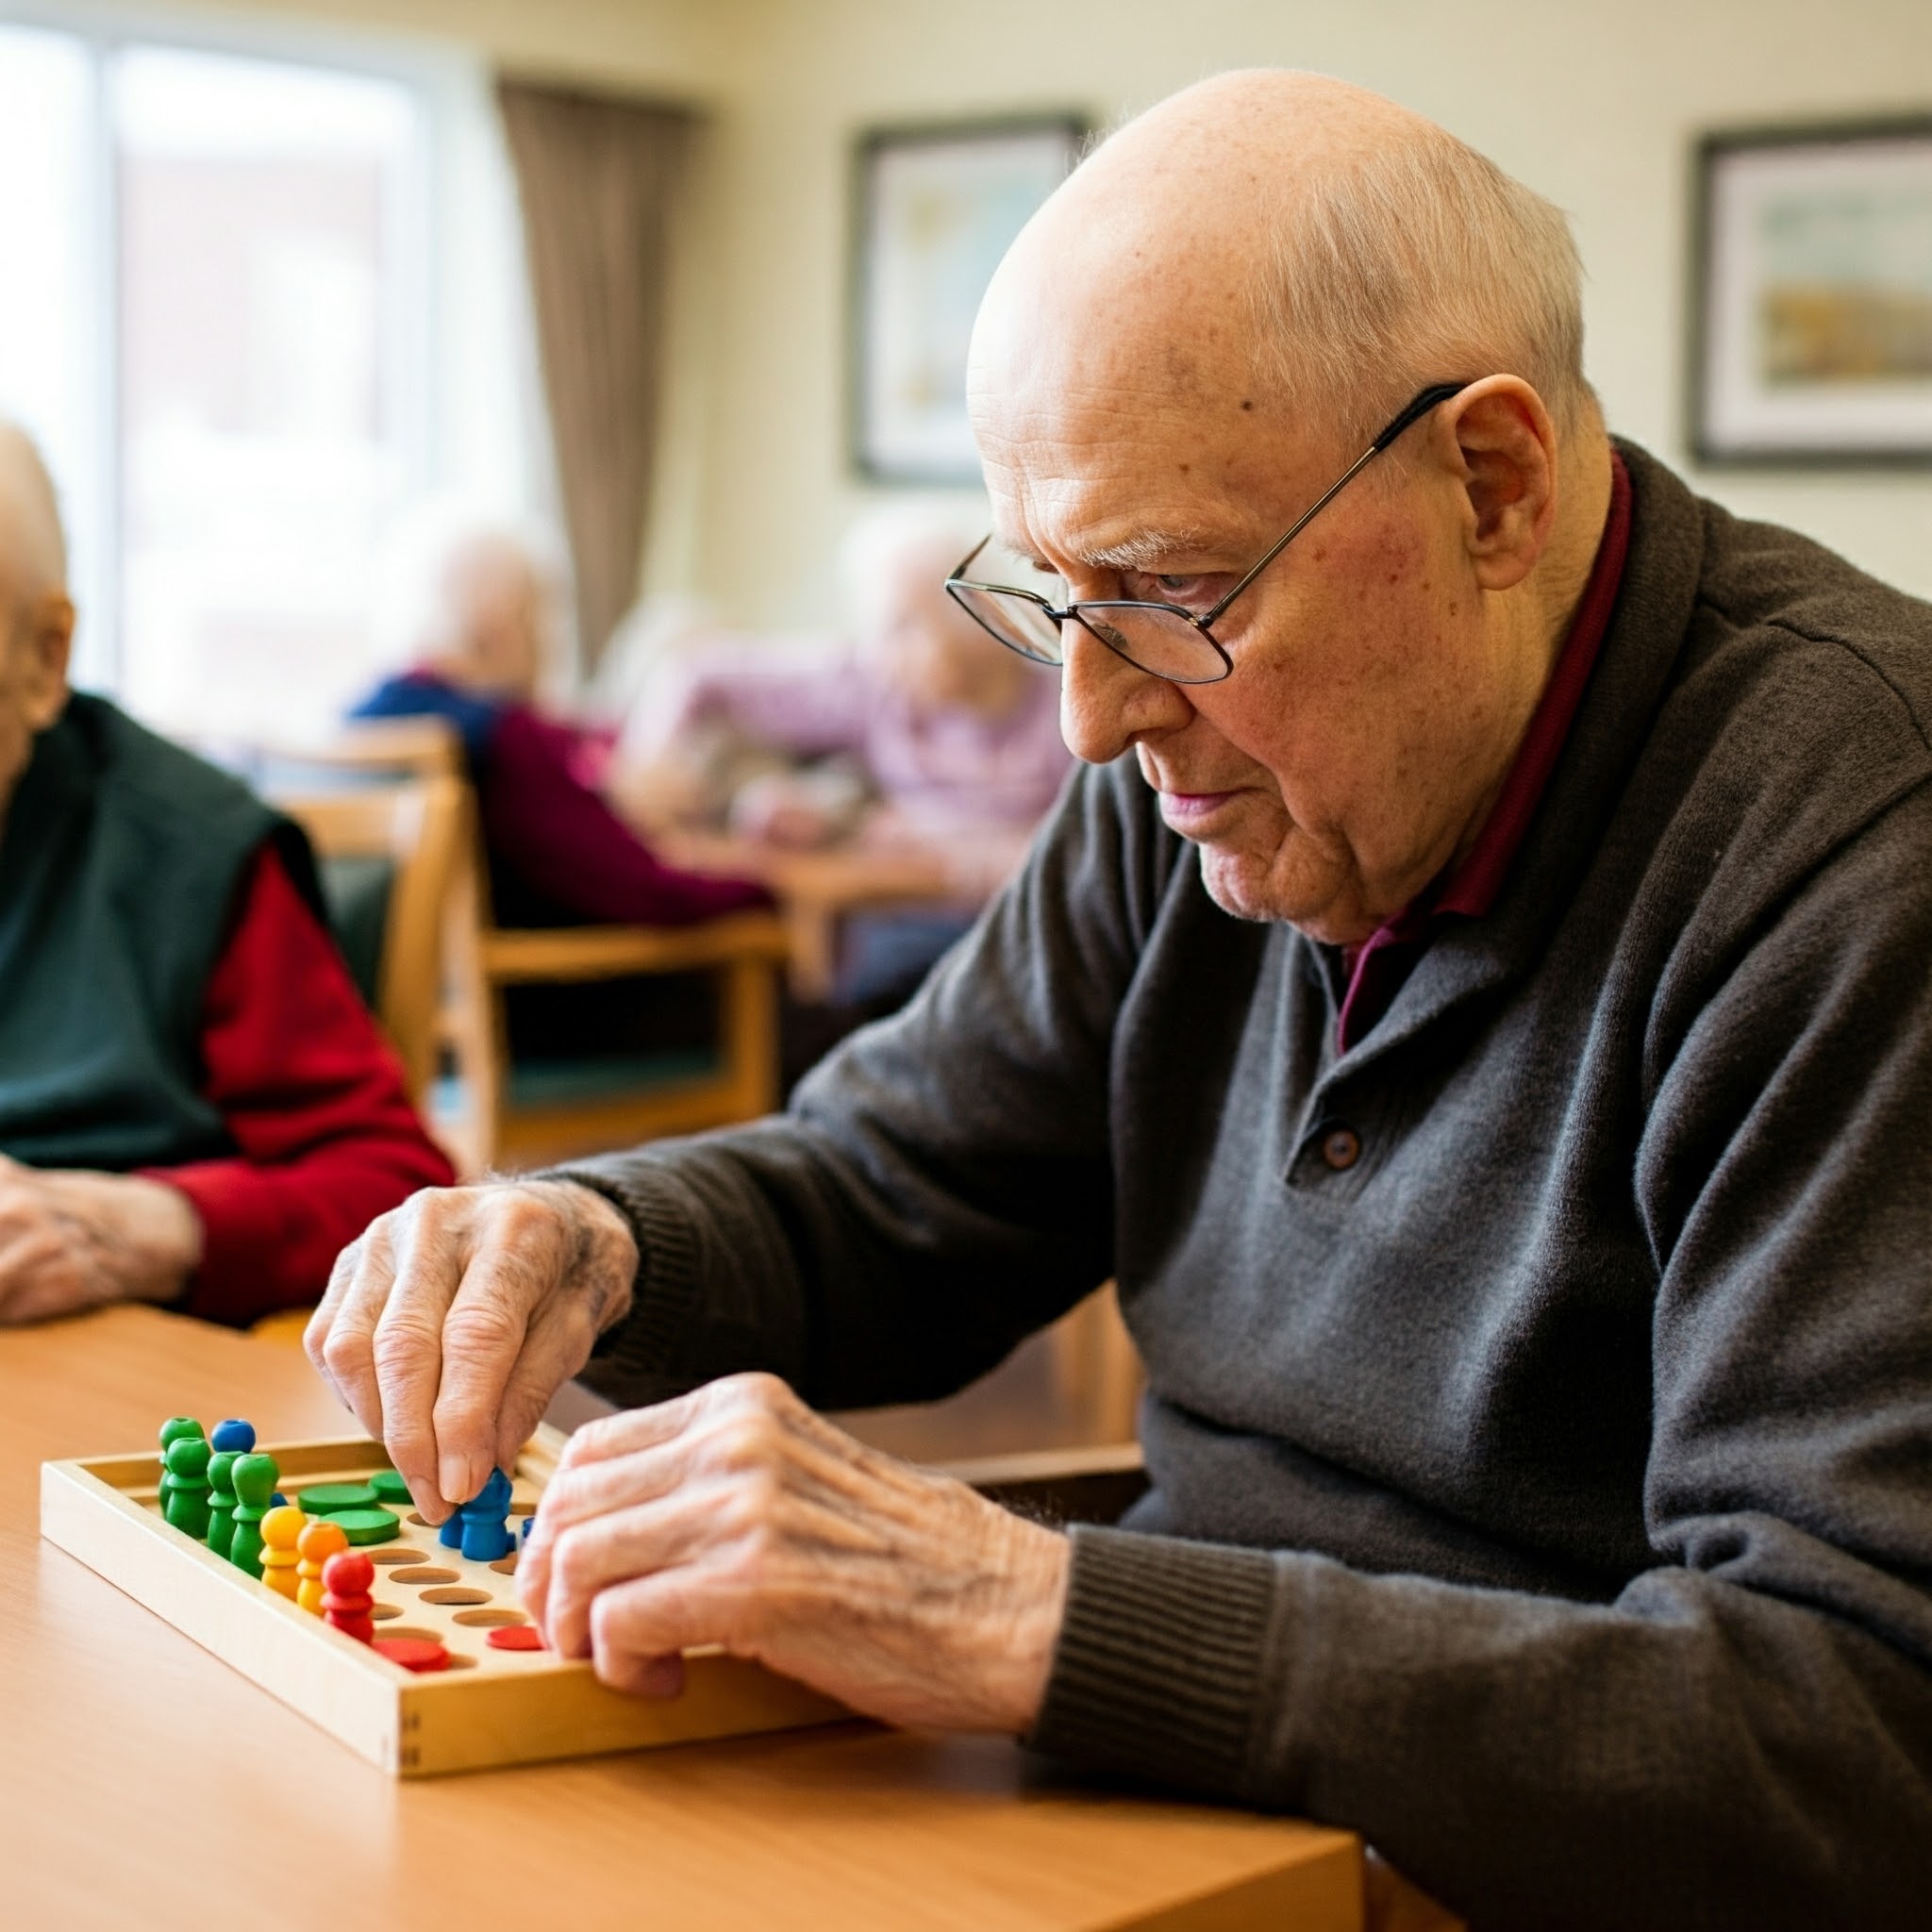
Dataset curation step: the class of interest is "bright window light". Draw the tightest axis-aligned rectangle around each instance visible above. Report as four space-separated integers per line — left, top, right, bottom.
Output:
0 25 108 684
112 45 427 738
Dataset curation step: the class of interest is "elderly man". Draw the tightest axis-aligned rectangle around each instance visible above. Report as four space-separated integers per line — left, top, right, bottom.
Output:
0 423 454 1324
308 74 1932 1929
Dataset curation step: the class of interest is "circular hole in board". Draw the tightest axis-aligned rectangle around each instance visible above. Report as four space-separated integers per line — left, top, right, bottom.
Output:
490 1555 519 1575
369 1547 429 1566
420 1586 492 1607
389 1567 460 1585
382 1626 441 1643
406 1512 430 1526
370 1602 404 1622
452 1607 526 1628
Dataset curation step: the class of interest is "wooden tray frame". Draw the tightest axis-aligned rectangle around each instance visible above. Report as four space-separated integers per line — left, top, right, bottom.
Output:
40 1428 848 1777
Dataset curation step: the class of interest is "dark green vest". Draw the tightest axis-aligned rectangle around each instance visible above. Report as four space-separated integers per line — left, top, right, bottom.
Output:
0 694 319 1171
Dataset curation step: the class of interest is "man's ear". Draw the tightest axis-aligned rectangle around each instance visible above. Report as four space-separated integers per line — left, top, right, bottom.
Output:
1429 376 1558 592
18 594 75 732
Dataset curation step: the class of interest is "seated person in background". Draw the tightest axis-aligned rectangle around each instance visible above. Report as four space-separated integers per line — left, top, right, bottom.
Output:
351 514 767 933
619 505 1072 860
620 508 1072 1017
0 422 454 1327
353 515 775 1072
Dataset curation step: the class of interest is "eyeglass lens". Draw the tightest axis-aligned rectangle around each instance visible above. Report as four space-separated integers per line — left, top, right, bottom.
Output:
949 584 1226 682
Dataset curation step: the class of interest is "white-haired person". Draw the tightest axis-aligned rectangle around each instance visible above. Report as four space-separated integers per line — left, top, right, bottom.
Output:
350 515 769 933
618 506 1071 1016
625 506 1070 856
311 74 1931 1929
0 422 454 1325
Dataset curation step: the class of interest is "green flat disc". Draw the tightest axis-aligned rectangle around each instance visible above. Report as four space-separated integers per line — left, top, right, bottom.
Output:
296 1483 383 1515
368 1470 411 1504
328 1507 402 1545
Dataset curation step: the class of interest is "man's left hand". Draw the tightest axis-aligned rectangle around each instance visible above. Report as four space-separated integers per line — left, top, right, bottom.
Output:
0 1156 202 1324
520 1373 1072 1733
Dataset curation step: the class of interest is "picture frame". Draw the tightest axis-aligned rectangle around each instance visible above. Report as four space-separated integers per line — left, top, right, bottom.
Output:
1690 116 1932 466
851 114 1087 484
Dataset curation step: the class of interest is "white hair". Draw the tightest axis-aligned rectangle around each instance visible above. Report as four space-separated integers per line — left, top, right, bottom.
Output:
837 502 984 638
1244 119 1591 452
0 420 69 608
370 497 565 669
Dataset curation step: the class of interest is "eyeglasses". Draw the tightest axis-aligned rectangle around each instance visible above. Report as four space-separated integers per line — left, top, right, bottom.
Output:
944 381 1468 686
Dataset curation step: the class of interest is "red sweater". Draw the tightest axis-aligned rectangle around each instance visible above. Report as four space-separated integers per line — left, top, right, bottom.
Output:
146 846 455 1324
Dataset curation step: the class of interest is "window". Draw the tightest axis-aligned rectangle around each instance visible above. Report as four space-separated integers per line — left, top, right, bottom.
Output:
0 15 533 735
114 46 425 735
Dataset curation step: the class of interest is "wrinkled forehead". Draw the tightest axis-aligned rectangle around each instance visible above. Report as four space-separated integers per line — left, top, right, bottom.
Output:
967 185 1354 565
971 351 1321 572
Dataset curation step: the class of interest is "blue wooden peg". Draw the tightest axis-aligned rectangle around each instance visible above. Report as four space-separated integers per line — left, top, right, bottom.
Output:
458 1470 515 1562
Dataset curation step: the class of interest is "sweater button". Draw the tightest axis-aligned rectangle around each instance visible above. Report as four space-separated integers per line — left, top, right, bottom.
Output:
1321 1125 1361 1172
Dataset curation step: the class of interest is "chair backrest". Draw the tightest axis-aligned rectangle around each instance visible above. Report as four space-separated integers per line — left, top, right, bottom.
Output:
258 716 467 781
275 776 468 1105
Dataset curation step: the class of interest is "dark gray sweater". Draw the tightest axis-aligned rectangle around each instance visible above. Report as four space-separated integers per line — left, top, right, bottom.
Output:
558 442 1932 1930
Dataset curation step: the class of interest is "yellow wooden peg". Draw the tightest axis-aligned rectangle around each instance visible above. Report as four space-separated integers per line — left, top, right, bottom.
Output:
259 1505 307 1602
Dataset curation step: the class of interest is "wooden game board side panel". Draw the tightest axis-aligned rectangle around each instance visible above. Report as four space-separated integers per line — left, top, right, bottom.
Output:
394 1651 854 1776
39 1458 406 1774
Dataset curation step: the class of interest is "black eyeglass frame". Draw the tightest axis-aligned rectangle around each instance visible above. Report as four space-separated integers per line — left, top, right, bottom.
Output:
944 380 1470 686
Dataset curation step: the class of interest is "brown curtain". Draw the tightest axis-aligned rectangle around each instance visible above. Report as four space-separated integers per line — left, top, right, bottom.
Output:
496 80 695 672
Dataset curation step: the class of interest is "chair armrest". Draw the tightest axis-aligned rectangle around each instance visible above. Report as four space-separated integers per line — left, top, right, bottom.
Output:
477 911 790 983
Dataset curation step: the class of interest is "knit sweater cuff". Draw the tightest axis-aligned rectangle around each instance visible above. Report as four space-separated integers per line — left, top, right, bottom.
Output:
538 1157 704 1392
1029 1524 1275 1800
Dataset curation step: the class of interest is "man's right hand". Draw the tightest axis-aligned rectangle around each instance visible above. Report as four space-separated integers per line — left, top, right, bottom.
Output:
305 1181 638 1524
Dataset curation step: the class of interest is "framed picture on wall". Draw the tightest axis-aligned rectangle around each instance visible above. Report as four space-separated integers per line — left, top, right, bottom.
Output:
1691 117 1932 465
851 114 1087 484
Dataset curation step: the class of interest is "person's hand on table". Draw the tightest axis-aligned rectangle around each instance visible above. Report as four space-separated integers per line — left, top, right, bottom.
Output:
0 1154 202 1324
305 1180 639 1523
520 1372 1073 1733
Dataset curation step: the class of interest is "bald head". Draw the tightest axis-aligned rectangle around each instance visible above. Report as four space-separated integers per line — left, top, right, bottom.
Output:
0 421 69 614
972 71 1589 462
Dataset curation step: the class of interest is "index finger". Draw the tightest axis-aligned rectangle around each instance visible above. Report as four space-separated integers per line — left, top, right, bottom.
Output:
421 1189 596 1507
367 1208 497 1523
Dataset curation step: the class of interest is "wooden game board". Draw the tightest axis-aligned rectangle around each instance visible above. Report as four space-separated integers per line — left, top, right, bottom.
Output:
39 1428 848 1777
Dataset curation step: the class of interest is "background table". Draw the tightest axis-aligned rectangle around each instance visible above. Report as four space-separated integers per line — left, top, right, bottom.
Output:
4 1306 1363 1931
664 827 1018 1002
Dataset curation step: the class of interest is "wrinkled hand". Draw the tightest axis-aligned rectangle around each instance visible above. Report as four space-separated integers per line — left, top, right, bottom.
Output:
305 1180 638 1524
0 1156 202 1324
520 1373 1072 1734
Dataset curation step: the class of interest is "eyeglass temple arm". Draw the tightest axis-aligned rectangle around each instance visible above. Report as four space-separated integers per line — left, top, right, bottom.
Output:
948 537 992 580
1203 381 1469 625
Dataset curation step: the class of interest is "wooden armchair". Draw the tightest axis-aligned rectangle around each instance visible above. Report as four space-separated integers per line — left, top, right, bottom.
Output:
257 720 789 1175
275 774 468 1110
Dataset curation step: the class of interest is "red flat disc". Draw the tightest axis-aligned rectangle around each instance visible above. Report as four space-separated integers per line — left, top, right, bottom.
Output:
372 1636 449 1673
486 1624 545 1652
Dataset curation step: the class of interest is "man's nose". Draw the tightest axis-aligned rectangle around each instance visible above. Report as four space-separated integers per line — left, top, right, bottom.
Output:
1058 621 1192 764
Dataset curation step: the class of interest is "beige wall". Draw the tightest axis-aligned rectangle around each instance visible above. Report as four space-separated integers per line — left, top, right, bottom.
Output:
45 0 1932 626
686 0 1932 625
166 0 749 97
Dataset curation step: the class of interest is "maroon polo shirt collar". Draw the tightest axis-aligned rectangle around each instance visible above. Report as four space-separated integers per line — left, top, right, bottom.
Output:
1335 449 1633 1055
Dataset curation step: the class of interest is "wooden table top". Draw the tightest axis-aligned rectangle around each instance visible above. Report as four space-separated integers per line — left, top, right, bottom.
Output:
5 1307 1362 1932
664 828 976 908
